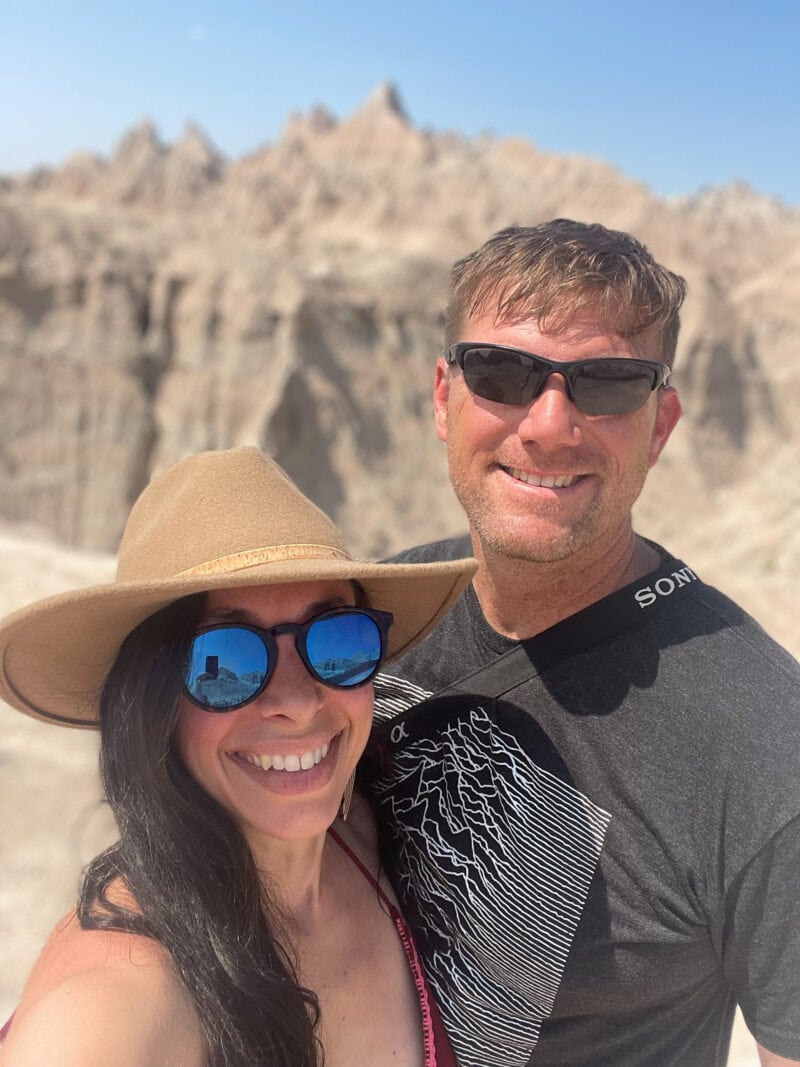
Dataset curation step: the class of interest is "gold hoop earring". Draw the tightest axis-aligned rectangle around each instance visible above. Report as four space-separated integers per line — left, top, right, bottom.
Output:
341 770 356 821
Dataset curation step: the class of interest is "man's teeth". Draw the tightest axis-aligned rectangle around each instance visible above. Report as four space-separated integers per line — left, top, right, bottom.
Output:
508 468 577 488
239 741 330 773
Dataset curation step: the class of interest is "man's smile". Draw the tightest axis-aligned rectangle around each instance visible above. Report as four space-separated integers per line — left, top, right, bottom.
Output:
501 466 583 489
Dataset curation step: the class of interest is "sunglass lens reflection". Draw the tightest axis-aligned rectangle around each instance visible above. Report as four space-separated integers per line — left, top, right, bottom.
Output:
573 362 655 415
305 612 382 686
185 627 268 710
463 348 539 405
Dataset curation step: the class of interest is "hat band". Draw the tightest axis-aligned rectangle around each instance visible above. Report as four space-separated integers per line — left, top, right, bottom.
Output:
176 543 353 578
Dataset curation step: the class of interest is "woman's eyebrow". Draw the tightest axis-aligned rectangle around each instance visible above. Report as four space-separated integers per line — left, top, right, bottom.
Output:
201 596 353 628
201 607 258 626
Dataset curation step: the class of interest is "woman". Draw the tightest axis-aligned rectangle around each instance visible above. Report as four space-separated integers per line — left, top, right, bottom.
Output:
0 446 476 1067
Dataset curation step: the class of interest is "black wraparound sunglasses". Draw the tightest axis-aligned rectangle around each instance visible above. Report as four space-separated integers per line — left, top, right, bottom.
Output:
445 342 671 416
183 607 394 712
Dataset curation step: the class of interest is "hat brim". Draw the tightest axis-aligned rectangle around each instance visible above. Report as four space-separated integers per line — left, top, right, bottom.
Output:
0 557 476 727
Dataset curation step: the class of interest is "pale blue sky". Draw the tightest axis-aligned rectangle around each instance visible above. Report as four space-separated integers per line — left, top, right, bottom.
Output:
1 0 797 203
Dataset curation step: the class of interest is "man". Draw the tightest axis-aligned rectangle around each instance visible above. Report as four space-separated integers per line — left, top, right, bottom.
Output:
369 220 800 1066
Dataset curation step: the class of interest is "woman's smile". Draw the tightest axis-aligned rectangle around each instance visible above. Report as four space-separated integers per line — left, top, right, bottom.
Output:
228 732 344 795
234 736 333 772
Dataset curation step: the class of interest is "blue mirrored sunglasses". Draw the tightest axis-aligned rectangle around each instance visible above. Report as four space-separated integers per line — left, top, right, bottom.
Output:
183 607 394 712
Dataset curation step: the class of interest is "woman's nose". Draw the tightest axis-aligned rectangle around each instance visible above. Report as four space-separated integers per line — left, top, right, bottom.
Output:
255 634 324 721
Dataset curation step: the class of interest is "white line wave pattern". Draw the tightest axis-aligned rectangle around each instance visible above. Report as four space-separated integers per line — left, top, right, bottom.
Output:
374 705 611 1067
373 673 432 721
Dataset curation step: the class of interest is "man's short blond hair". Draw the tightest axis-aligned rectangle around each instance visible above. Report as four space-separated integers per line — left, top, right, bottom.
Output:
445 219 687 366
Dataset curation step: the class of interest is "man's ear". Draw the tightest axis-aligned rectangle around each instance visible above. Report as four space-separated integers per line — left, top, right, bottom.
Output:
649 387 682 468
433 358 449 443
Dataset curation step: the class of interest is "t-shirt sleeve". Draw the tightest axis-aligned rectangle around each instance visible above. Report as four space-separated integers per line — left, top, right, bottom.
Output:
719 813 800 1060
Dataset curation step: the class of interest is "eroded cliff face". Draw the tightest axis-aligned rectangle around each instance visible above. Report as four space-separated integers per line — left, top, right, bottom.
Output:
0 213 455 554
1 84 798 587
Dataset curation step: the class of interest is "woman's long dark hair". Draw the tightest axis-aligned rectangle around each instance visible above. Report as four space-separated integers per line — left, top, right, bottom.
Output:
78 595 322 1066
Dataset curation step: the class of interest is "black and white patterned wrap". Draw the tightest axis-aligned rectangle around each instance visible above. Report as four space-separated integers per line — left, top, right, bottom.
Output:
370 697 611 1067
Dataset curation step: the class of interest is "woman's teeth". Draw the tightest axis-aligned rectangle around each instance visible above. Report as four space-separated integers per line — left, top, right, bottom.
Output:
238 741 330 773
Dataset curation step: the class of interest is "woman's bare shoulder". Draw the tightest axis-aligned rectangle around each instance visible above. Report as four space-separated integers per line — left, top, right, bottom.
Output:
1 910 204 1067
16 908 175 1000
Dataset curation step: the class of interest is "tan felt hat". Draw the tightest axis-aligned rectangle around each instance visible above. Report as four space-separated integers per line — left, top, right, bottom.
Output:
0 447 476 727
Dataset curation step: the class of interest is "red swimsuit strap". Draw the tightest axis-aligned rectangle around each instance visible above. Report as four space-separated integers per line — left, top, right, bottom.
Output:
0 1012 14 1044
327 827 446 1067
328 826 398 913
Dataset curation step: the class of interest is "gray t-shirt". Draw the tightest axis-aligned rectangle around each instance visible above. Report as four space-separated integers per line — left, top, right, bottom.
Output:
368 539 800 1066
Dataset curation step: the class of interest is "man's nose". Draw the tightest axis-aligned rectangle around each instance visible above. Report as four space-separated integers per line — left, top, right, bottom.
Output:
516 373 583 449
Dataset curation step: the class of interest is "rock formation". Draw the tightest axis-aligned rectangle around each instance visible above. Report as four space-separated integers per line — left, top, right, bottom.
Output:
2 88 798 573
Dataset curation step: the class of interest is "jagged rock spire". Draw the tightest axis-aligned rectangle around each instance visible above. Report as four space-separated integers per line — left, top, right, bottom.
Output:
355 82 410 124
